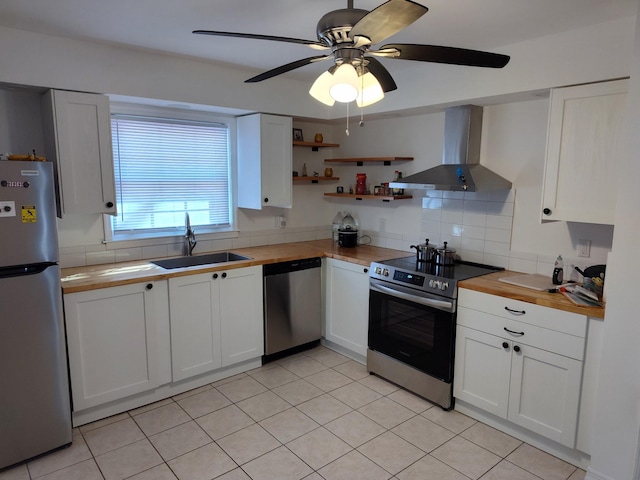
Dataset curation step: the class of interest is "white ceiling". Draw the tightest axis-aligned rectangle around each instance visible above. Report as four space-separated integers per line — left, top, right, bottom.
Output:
1 0 637 84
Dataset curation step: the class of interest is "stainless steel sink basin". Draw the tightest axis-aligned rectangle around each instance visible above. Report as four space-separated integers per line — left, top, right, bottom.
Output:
151 252 251 269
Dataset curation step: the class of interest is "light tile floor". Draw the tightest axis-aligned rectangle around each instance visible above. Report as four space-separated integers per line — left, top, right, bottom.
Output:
1 346 587 480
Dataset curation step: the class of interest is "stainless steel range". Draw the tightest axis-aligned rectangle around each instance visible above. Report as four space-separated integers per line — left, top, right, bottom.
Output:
367 256 502 410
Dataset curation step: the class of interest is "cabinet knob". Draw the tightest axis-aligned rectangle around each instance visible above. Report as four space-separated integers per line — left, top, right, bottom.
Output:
105 201 114 209
222 272 227 279
513 345 521 353
146 283 153 290
264 197 269 203
213 273 218 279
363 268 368 273
502 341 509 349
543 208 552 216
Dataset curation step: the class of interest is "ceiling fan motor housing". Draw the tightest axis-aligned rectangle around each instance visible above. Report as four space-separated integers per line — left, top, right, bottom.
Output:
316 9 368 46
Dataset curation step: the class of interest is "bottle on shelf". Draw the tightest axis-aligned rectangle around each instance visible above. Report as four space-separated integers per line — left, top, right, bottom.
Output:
302 163 308 177
355 173 367 195
332 211 343 243
391 171 404 195
552 255 564 285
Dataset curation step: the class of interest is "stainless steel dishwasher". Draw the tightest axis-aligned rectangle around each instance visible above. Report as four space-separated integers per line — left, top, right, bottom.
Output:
263 257 322 357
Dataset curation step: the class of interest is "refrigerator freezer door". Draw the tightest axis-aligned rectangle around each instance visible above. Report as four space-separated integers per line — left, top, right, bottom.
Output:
0 161 59 267
0 264 72 469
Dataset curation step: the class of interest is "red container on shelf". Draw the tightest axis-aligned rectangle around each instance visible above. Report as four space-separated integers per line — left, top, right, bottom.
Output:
355 173 367 195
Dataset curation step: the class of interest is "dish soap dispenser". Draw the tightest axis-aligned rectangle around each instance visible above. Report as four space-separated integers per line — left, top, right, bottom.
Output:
552 255 564 285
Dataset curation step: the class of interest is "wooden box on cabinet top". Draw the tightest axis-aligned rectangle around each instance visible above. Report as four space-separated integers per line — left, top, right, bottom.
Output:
541 79 628 225
41 90 117 216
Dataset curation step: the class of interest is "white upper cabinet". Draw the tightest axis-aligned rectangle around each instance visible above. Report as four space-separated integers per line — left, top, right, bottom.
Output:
42 90 117 216
237 113 292 209
541 79 628 225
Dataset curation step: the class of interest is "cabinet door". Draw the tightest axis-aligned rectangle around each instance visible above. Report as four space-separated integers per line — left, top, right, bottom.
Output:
43 90 117 215
65 281 170 410
237 113 292 209
324 258 370 357
508 343 583 447
542 79 628 224
453 324 511 418
219 266 264 366
169 272 222 381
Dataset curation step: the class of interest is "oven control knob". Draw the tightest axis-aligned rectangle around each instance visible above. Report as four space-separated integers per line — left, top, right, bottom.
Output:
428 279 435 288
375 267 381 275
440 282 449 291
382 268 389 277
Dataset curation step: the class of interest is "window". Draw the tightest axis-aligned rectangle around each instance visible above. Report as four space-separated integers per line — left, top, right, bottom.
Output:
107 113 232 241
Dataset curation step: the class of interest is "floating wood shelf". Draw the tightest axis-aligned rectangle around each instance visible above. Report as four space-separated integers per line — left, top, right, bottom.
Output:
293 176 340 184
293 140 340 151
324 193 412 202
324 157 413 166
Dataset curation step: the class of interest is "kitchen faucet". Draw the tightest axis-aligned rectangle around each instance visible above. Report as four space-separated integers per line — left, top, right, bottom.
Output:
184 212 197 256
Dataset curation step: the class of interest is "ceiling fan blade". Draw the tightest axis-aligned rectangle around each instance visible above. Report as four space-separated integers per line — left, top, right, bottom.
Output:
245 55 331 83
380 43 510 68
349 0 428 46
364 57 397 92
193 30 329 50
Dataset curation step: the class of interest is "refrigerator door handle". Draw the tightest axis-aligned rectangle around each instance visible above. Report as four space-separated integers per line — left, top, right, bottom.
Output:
0 262 57 279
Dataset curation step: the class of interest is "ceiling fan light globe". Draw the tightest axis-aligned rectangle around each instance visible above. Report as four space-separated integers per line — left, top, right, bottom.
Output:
329 63 359 103
356 72 384 107
309 71 336 106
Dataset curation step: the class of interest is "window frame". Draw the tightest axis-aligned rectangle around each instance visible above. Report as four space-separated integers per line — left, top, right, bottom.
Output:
104 101 238 244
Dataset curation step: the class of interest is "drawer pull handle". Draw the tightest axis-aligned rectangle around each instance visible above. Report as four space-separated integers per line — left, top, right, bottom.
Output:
504 327 525 336
504 306 526 315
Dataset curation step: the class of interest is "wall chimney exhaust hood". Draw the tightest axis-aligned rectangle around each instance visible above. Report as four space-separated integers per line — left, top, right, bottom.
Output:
390 105 512 192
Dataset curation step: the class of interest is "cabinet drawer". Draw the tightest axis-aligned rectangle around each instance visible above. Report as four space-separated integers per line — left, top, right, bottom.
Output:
458 306 585 361
459 288 587 337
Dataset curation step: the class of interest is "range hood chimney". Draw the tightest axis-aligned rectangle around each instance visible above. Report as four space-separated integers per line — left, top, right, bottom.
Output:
390 105 512 192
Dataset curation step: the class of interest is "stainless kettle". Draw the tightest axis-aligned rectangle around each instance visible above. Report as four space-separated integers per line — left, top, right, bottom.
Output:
410 239 436 264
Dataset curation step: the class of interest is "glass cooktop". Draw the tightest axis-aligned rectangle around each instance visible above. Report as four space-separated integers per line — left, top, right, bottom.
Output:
378 256 504 281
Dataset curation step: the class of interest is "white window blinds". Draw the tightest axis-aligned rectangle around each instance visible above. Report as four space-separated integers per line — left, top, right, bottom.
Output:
110 115 231 237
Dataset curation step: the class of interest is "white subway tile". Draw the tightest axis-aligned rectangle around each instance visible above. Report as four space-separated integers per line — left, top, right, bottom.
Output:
486 214 513 230
461 224 485 240
485 228 512 243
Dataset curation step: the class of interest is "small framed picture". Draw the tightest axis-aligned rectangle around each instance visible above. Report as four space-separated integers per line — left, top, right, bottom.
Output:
293 128 304 141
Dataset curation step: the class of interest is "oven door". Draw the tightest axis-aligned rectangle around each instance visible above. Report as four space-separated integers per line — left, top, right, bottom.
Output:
368 279 456 382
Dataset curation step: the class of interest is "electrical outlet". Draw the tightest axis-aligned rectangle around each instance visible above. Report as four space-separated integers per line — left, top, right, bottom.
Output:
578 239 591 258
379 217 386 232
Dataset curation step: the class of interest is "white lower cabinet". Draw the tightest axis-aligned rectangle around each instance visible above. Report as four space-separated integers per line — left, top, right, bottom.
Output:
454 289 587 448
169 266 263 381
64 281 171 411
324 258 370 357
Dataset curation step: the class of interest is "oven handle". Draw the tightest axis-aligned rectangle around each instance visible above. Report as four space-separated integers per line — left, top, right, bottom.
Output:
370 282 454 311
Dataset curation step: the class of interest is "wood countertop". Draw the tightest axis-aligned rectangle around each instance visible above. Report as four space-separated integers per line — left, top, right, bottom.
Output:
61 239 408 294
61 241 605 319
459 270 605 319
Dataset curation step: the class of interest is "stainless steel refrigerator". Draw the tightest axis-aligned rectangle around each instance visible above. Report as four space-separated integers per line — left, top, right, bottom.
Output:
0 161 72 469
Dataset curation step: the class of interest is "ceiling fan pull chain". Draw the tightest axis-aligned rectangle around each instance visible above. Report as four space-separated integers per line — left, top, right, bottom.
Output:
359 71 365 127
345 102 350 136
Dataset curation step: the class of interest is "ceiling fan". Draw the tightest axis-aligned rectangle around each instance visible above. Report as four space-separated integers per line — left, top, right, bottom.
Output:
193 0 510 106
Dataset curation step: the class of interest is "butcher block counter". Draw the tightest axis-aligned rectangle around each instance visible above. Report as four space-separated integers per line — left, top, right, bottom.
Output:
459 270 605 319
60 239 408 294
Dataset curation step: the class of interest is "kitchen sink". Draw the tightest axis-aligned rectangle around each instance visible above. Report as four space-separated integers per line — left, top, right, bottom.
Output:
151 252 251 269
